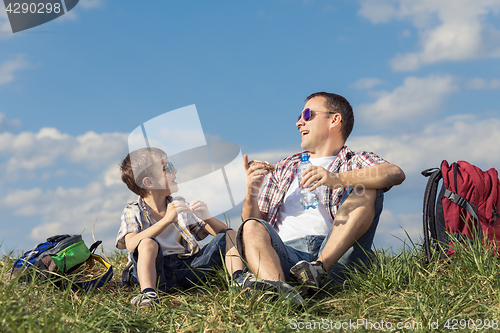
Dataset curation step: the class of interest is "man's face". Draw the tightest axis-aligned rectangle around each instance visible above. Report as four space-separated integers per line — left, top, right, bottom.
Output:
296 96 332 154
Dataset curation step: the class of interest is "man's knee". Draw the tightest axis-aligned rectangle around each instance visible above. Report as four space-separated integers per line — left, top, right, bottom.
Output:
226 229 237 246
241 219 270 241
226 229 237 238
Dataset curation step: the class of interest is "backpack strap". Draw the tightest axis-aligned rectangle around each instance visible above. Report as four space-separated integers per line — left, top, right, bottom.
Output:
73 254 113 291
493 204 499 227
445 162 483 241
422 166 442 263
443 189 479 221
89 241 102 254
120 260 134 287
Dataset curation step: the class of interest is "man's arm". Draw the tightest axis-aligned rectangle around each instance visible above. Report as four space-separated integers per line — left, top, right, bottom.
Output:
241 154 269 222
300 163 405 192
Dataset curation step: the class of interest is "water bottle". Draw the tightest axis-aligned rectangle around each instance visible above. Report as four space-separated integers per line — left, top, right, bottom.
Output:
297 153 319 210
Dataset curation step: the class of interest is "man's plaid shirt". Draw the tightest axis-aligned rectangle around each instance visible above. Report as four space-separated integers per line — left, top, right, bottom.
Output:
258 146 389 226
115 196 209 258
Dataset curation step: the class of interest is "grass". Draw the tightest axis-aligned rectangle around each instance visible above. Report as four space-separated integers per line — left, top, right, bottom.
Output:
2 236 500 333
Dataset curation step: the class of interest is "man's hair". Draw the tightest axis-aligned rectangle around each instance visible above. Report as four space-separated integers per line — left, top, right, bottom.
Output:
120 147 166 197
305 92 354 141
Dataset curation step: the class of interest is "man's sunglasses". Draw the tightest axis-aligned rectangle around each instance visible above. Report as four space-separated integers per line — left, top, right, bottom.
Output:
297 108 336 122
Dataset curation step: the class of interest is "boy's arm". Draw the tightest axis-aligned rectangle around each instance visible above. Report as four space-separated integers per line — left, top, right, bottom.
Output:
189 200 229 235
123 201 178 253
202 217 228 236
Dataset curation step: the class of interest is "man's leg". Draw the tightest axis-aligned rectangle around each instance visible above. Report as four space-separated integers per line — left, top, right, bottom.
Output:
239 219 286 281
318 189 378 272
225 229 245 276
326 189 384 280
290 189 383 288
236 219 307 305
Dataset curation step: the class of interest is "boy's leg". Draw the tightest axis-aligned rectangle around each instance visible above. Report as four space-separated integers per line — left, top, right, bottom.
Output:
131 238 173 290
135 238 160 290
174 230 228 289
130 238 164 306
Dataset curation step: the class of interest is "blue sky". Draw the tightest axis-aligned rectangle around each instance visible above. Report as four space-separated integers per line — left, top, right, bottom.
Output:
1 0 499 254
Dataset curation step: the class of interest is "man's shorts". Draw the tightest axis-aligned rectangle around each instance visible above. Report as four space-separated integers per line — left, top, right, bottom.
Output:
130 230 228 291
236 189 384 282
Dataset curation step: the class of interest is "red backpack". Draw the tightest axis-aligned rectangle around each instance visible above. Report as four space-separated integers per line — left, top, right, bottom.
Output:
422 160 500 262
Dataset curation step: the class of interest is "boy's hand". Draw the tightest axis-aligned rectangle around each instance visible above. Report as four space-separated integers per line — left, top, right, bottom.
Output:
161 201 179 224
189 200 212 220
171 200 192 214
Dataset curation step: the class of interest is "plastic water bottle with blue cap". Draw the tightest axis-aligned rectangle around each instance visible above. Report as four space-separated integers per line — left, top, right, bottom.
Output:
297 153 319 209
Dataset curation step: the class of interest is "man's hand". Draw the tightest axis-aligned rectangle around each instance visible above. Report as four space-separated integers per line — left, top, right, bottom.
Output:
244 154 269 197
300 163 406 191
299 166 340 191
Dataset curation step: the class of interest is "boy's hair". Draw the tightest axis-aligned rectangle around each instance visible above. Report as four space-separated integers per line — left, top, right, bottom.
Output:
120 147 166 197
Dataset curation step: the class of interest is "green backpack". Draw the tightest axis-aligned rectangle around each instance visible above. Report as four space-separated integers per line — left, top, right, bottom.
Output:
11 234 113 291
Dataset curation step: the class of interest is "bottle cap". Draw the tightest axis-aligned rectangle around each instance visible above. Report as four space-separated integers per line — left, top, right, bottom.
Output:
300 153 309 162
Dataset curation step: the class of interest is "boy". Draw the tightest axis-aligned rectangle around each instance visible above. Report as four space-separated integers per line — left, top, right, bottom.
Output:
116 147 244 306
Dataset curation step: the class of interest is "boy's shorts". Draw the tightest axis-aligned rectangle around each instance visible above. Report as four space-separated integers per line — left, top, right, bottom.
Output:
130 229 228 291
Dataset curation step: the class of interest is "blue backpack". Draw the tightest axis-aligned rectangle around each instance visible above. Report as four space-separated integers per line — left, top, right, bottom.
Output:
10 234 113 291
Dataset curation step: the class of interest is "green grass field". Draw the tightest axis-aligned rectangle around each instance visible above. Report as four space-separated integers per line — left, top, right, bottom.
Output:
2 236 500 333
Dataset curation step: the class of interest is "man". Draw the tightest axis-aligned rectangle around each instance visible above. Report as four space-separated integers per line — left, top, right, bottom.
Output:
236 92 405 300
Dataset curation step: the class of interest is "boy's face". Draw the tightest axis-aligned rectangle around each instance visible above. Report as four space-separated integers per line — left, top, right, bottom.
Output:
148 155 178 195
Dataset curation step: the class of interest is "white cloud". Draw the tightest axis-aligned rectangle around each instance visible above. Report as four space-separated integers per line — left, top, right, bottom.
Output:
357 74 458 127
358 0 500 71
374 209 423 250
103 164 122 187
0 113 21 131
0 127 133 251
351 78 384 90
348 114 500 176
247 149 297 165
8 180 134 249
401 29 411 37
466 77 500 90
0 55 29 85
69 130 128 168
0 128 128 181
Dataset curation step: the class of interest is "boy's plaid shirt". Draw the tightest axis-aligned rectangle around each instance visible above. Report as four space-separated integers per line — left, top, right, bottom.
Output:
116 196 209 258
258 146 389 226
